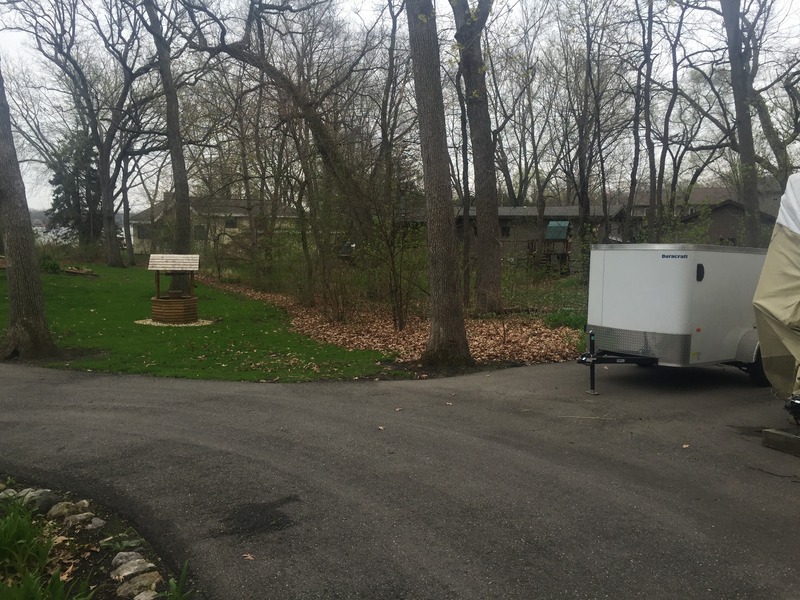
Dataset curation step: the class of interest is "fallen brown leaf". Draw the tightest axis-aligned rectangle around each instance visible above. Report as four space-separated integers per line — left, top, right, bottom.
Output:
60 563 76 582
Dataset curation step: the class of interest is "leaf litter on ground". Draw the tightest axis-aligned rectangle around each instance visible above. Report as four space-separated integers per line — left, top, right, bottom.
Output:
202 279 582 371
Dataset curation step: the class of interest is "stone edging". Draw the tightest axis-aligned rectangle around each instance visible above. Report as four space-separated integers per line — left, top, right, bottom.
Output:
0 481 173 599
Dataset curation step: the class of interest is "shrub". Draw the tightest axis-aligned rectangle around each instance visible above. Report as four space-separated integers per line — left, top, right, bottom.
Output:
37 254 61 274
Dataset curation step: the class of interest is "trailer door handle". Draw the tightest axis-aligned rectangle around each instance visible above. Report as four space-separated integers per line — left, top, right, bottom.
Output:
696 264 705 281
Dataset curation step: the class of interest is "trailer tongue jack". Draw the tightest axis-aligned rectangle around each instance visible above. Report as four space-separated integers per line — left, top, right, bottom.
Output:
577 331 658 394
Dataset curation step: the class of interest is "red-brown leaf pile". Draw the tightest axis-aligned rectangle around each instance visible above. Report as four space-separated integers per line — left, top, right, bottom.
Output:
203 278 581 365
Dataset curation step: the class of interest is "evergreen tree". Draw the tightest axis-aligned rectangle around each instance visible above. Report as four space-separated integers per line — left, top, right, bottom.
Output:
46 128 102 247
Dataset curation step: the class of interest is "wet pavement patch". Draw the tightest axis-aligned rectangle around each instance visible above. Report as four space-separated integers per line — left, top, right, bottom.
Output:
216 495 301 537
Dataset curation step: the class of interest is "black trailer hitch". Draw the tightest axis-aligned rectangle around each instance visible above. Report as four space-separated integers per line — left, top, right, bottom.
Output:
577 330 658 394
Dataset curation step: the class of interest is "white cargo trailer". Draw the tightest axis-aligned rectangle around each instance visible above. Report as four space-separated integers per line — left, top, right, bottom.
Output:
578 244 769 391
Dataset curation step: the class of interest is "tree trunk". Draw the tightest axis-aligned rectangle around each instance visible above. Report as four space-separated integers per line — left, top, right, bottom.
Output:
452 0 502 314
0 63 58 360
642 0 659 243
720 0 761 247
405 0 472 367
455 69 472 308
624 64 642 244
143 0 193 285
100 155 124 267
122 155 136 266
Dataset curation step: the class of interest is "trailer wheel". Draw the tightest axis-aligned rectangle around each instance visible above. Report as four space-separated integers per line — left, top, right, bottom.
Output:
748 348 771 387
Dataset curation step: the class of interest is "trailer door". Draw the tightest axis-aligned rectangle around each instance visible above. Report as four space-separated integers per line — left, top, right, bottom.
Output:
688 249 764 365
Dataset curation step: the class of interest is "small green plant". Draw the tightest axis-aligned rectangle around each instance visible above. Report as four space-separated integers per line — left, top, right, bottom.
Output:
158 561 195 600
0 499 53 581
0 570 97 600
98 528 144 552
0 498 97 599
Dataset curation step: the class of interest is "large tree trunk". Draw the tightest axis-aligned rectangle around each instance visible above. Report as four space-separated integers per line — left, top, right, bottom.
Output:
143 0 192 292
720 0 761 247
452 0 502 314
0 63 58 360
143 4 190 239
405 0 473 367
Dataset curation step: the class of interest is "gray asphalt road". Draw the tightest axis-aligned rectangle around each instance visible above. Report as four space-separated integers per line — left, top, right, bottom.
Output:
1 361 799 599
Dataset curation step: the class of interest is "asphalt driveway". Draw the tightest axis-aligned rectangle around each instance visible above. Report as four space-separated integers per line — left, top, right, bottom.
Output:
1 361 798 599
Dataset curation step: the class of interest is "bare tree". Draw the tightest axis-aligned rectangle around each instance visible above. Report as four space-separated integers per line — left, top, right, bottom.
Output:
178 0 471 364
451 67 473 306
140 0 192 278
8 0 158 265
488 4 565 264
405 0 472 365
0 61 58 360
553 0 615 251
450 0 501 314
720 0 761 246
677 0 799 244
347 0 421 330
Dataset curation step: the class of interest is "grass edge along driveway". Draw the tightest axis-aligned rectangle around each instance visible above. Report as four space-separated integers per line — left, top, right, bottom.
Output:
0 266 393 382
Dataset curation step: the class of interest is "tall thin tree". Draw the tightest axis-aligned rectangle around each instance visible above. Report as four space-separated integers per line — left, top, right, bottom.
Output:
720 0 761 247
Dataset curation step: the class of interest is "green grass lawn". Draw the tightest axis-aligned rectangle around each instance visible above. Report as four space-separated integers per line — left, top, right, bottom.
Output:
0 266 392 382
